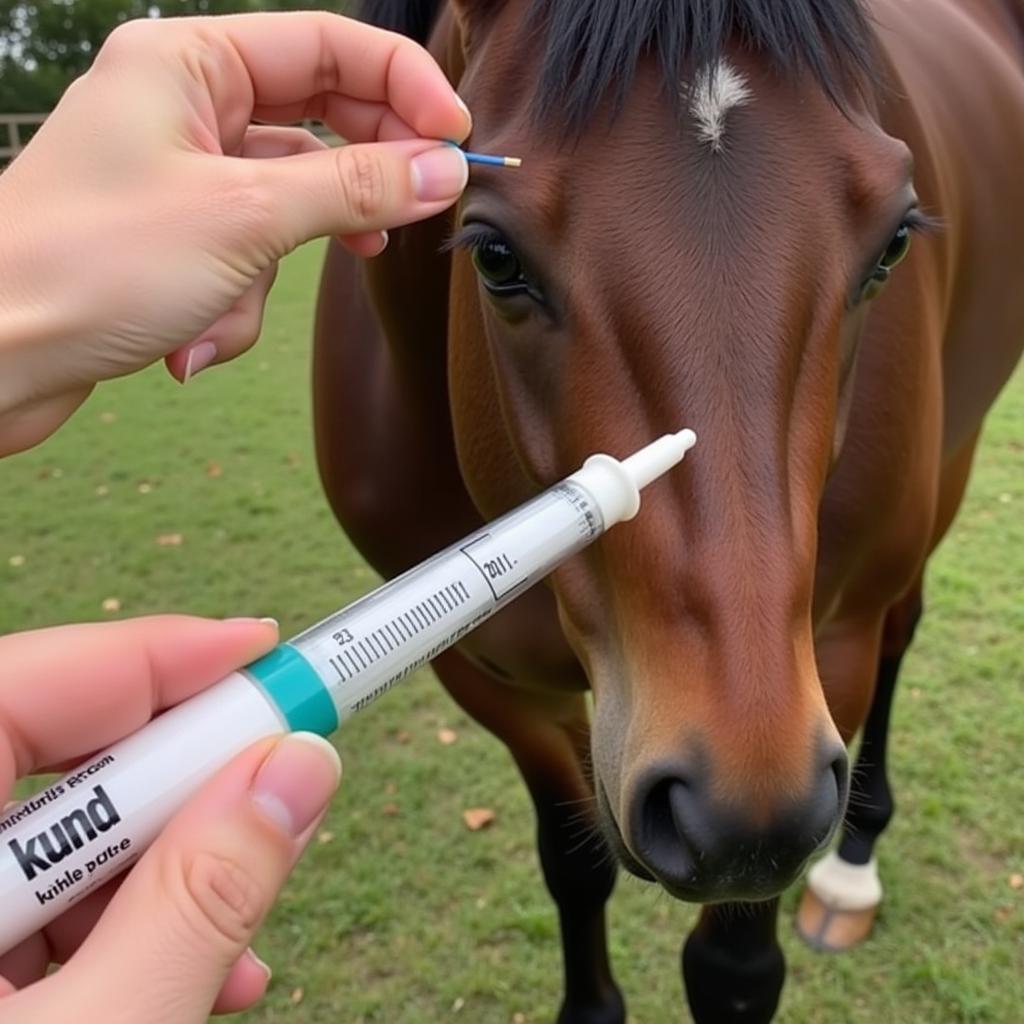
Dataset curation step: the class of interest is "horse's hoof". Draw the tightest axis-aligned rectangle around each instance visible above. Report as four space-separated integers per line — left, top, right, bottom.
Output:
795 886 878 952
795 851 882 952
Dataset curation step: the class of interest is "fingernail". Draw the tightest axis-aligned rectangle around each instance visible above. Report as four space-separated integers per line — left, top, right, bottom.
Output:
182 341 218 383
455 94 473 137
411 146 468 202
373 230 389 256
245 947 272 983
224 617 278 629
259 617 279 629
251 733 342 837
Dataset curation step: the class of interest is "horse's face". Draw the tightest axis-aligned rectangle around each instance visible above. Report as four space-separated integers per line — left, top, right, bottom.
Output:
447 4 918 902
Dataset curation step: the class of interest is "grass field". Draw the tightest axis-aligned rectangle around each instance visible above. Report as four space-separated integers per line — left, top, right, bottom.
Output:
1 241 1021 1023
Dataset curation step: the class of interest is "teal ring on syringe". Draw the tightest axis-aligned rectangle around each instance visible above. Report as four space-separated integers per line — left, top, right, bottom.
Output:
246 644 339 736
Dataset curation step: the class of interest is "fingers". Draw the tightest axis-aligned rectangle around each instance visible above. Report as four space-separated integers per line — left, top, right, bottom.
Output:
338 229 390 258
0 858 269 1013
0 388 92 458
44 734 341 1023
247 137 467 251
252 96 418 145
238 125 326 160
217 13 470 142
165 263 279 383
231 127 402 258
0 617 278 795
95 13 469 149
0 873 127 988
211 948 272 1015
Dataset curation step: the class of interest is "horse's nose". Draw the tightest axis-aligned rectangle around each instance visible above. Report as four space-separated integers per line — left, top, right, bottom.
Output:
630 742 848 901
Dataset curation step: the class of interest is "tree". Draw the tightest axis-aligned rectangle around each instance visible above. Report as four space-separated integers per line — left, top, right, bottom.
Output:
0 0 349 113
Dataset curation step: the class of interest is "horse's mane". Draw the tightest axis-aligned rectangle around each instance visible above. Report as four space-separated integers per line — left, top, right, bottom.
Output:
359 0 440 44
358 0 876 129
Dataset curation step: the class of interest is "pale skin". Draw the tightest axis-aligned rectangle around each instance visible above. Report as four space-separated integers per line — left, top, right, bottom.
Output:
0 11 472 1020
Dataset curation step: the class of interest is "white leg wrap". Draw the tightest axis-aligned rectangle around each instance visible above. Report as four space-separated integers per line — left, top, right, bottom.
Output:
806 852 883 912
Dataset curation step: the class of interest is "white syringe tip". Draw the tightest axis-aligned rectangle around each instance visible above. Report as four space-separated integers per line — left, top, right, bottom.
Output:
620 428 698 491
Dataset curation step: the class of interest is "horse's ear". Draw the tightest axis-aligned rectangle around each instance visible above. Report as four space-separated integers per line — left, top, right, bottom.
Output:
447 0 500 55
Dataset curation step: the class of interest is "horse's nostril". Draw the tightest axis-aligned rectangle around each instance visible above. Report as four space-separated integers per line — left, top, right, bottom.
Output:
630 746 850 901
806 743 848 850
829 745 850 803
822 743 850 818
641 777 696 871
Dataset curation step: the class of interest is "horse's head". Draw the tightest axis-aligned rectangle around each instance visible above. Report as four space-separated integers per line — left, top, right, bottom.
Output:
444 0 922 901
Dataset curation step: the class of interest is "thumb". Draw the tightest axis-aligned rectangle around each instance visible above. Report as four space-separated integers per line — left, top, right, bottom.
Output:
49 733 341 1023
248 138 468 251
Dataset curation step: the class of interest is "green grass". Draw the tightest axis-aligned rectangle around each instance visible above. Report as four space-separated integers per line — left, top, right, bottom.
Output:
1 241 1021 1023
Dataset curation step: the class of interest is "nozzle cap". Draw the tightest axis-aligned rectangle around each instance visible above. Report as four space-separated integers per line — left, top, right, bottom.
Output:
565 429 697 529
621 429 697 490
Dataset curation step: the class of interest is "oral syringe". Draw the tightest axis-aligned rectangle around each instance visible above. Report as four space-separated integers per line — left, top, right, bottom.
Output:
0 429 696 953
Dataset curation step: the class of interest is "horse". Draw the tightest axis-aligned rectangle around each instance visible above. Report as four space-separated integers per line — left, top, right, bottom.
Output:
312 1 1024 1020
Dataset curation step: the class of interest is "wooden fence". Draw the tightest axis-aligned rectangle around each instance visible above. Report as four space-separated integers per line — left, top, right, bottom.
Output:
1 115 338 168
0 114 46 166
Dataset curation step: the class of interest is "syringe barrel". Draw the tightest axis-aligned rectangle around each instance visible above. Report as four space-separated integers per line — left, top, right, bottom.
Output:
284 478 604 728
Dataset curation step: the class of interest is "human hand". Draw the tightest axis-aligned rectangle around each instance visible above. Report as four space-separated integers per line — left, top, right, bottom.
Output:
0 12 471 454
0 616 342 1022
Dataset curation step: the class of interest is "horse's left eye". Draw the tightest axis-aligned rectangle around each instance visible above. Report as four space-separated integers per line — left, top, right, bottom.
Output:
472 237 530 296
879 225 912 272
870 225 913 284
858 223 914 303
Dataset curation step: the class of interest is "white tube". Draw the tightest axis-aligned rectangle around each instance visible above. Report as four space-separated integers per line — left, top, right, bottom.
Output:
0 429 695 954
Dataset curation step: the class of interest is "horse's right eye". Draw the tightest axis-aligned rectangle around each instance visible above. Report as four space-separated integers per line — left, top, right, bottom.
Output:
472 237 530 295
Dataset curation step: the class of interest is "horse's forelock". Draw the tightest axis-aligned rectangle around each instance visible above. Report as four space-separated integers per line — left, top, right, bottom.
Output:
522 0 877 135
358 2 877 140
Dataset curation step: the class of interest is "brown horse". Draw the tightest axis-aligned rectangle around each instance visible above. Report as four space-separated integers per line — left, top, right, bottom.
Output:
313 1 1024 1020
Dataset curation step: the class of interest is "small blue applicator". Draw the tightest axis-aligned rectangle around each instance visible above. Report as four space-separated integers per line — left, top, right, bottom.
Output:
446 140 522 168
463 151 523 168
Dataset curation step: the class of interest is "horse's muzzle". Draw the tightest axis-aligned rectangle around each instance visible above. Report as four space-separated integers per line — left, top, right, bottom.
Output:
611 741 849 903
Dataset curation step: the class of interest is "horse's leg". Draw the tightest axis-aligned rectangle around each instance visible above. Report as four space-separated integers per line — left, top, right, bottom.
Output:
434 649 626 1024
682 899 785 1023
798 430 982 951
796 584 923 951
